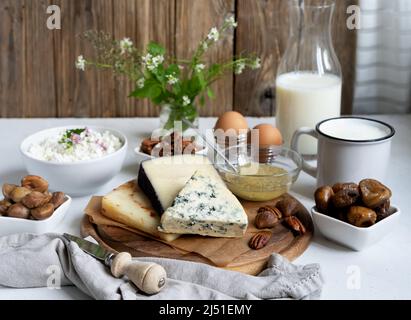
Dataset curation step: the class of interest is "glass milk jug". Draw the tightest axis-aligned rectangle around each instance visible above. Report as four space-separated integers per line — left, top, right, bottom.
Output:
276 0 342 155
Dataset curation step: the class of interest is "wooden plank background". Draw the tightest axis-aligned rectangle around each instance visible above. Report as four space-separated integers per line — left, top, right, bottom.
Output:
0 0 357 118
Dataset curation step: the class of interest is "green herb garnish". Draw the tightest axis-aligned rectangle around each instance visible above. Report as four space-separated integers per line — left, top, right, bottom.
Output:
59 128 86 149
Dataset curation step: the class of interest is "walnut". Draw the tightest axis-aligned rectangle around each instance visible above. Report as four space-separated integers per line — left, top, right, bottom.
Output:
249 231 272 250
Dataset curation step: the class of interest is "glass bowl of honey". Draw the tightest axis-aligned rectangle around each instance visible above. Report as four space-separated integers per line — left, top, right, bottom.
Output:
214 145 302 201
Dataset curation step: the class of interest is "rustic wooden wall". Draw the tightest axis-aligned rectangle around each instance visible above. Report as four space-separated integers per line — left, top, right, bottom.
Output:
0 0 357 118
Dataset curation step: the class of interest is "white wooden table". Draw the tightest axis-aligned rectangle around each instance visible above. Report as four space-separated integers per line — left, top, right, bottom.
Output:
0 115 410 300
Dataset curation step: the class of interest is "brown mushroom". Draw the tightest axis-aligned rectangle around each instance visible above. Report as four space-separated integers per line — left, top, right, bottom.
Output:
359 179 392 209
21 191 50 209
31 203 55 220
0 199 12 215
275 197 299 217
7 203 30 219
347 206 377 228
2 184 17 200
374 200 391 222
50 192 66 209
332 188 360 208
314 186 334 214
10 187 32 203
21 175 49 193
332 183 358 194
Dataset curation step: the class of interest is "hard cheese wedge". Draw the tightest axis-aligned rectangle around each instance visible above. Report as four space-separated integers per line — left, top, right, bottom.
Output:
138 154 220 214
101 181 180 242
159 170 248 238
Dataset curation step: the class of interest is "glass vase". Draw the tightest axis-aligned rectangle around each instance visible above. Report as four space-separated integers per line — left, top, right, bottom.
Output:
159 103 199 133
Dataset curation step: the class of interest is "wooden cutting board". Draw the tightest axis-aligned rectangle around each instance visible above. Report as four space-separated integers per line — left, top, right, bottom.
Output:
81 194 313 275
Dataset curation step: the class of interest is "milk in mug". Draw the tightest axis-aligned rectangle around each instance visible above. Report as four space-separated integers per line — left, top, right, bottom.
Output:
276 72 342 155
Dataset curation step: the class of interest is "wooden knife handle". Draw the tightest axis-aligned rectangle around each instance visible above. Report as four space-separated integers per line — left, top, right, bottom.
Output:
111 252 167 295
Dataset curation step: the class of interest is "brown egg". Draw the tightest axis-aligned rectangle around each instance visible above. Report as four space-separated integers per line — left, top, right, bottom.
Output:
253 124 283 146
214 111 248 135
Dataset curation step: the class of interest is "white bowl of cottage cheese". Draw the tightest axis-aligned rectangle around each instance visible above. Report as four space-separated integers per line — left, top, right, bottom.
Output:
20 126 127 196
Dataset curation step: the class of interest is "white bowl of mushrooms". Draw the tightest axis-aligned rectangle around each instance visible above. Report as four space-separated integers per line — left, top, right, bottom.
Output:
0 175 71 236
311 179 401 251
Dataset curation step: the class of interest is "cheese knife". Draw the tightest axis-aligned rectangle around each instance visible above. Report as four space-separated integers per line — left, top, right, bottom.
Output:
63 233 166 295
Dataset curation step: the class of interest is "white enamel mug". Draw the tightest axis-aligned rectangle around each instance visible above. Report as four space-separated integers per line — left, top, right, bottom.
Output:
291 117 395 186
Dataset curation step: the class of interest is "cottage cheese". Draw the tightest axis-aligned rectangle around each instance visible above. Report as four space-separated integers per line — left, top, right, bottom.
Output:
28 128 123 163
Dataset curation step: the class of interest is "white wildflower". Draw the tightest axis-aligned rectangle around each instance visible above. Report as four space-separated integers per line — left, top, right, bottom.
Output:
75 55 86 71
152 55 164 65
182 96 191 106
142 53 152 65
225 16 238 28
195 64 206 73
235 62 246 75
166 74 179 85
251 57 262 70
207 27 220 42
137 78 145 89
202 42 209 51
119 37 133 54
142 53 164 71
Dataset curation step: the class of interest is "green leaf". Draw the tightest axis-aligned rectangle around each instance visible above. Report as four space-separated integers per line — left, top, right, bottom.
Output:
165 64 180 77
207 87 215 99
188 76 202 96
147 42 165 56
207 64 222 80
130 78 161 99
199 95 205 106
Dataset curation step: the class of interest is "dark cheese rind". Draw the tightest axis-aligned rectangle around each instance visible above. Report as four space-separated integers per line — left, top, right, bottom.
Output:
137 164 165 214
137 155 219 216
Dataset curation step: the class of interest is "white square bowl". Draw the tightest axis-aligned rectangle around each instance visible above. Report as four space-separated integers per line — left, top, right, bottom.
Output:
311 205 401 251
0 196 72 236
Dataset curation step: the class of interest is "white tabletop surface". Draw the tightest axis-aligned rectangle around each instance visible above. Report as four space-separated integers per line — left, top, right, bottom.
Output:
0 115 410 300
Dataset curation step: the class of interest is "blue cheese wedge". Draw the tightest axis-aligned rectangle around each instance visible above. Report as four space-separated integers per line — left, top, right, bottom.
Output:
138 154 220 214
159 170 248 238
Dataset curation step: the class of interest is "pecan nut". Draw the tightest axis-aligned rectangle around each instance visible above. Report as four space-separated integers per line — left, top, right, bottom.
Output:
249 231 272 250
255 206 282 229
275 197 299 217
255 211 278 229
283 216 306 236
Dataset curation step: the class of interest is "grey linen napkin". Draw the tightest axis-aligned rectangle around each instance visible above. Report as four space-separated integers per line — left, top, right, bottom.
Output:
0 233 323 300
